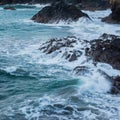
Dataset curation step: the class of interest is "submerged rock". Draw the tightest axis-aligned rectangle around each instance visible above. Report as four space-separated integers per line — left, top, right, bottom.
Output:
31 1 89 23
3 6 16 10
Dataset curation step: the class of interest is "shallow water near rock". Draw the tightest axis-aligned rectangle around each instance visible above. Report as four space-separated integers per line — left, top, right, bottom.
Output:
0 4 120 120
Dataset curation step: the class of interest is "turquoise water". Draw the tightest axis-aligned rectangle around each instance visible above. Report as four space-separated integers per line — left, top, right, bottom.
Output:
0 4 120 120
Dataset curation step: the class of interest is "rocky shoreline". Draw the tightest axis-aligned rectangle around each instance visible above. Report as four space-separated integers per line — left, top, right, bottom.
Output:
39 34 120 94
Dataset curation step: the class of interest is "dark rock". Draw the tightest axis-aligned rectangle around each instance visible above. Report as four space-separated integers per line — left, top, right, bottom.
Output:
39 34 120 94
102 1 120 24
69 51 78 62
80 0 110 11
73 66 92 76
53 104 64 108
111 76 120 94
40 37 76 54
64 106 74 112
63 50 82 62
0 0 32 4
97 69 111 80
4 6 16 10
31 1 89 23
0 0 110 11
102 13 120 24
86 33 120 70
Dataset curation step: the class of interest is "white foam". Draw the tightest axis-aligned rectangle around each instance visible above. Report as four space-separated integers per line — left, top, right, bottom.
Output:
31 37 114 93
69 9 120 40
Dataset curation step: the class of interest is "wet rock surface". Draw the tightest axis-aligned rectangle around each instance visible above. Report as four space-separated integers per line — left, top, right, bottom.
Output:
39 37 76 54
39 36 83 62
0 0 32 4
80 0 110 11
31 1 89 23
111 76 120 94
40 33 120 94
86 33 120 70
0 0 110 11
102 1 120 24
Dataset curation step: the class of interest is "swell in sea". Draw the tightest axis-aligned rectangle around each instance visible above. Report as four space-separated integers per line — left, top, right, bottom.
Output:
0 4 120 120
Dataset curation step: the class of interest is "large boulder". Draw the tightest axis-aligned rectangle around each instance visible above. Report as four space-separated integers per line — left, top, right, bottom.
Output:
31 1 89 23
39 36 83 62
102 0 120 23
86 33 120 70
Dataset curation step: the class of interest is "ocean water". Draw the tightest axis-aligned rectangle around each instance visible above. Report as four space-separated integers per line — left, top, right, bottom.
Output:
0 4 120 120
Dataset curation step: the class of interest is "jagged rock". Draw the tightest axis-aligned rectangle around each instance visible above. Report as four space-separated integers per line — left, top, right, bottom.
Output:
86 33 120 70
73 66 92 76
4 6 16 10
39 37 83 62
40 37 76 54
98 69 120 94
102 0 120 23
0 0 32 4
0 0 110 10
31 1 89 23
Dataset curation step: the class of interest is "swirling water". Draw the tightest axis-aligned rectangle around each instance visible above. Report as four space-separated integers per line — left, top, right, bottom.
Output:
0 4 120 120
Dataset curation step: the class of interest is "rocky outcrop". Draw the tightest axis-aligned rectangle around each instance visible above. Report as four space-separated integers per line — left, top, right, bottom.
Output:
86 33 120 70
80 0 110 11
39 37 83 62
31 1 89 23
39 33 120 94
102 0 120 23
40 33 120 70
4 6 15 10
0 0 32 4
73 66 92 76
